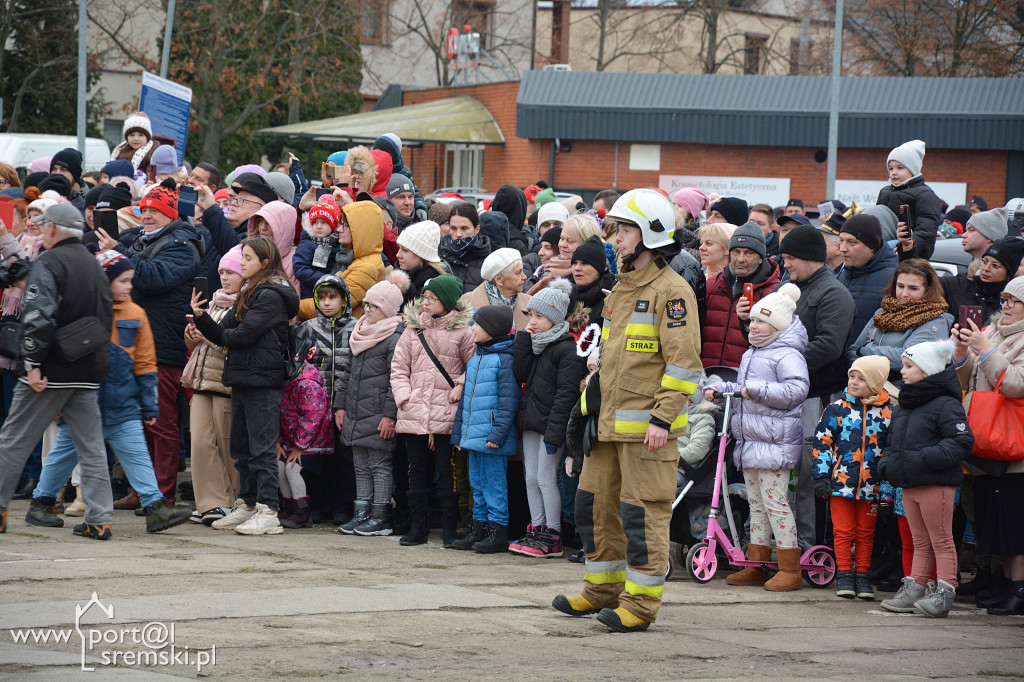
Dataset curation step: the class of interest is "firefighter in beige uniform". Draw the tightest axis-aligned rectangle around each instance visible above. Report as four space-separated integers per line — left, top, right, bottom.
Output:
553 189 702 632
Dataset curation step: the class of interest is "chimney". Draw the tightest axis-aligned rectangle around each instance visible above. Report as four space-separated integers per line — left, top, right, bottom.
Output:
551 0 571 65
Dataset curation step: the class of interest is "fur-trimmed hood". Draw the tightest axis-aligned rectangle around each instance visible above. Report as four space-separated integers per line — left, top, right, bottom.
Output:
344 146 377 195
402 296 473 332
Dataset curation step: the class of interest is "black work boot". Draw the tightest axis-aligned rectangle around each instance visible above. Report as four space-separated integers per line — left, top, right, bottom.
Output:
473 522 508 554
452 519 486 550
144 500 191 533
25 498 64 528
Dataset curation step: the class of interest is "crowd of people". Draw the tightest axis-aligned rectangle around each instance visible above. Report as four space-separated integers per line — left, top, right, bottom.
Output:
0 118 1023 632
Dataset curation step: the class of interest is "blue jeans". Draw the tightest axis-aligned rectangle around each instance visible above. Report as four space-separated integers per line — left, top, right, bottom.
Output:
468 450 508 525
34 420 163 507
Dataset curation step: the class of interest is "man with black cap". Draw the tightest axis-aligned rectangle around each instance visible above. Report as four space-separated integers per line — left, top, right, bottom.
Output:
82 183 112 232
772 213 812 278
706 197 748 227
773 225 855 549
784 198 804 217
387 174 416 231
226 177 277 231
0 204 114 538
50 148 87 202
702 221 781 368
837 213 897 346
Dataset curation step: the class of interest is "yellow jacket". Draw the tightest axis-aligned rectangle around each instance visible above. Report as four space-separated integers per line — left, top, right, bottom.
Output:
597 255 702 442
297 200 385 320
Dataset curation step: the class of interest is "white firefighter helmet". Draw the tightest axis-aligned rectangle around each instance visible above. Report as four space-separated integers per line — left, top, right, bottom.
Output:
605 188 676 250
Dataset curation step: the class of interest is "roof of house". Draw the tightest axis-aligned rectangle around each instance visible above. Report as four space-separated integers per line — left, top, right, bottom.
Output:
515 71 1024 150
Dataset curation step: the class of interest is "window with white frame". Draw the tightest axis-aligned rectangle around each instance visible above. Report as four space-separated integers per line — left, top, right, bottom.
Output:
445 144 484 188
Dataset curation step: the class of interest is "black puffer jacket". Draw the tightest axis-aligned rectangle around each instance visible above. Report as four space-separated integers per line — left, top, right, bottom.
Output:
194 280 300 389
341 322 405 451
876 175 943 259
878 367 973 489
439 235 491 294
513 330 588 447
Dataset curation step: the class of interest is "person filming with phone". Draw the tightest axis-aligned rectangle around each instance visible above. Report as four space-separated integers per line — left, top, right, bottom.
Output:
95 185 203 509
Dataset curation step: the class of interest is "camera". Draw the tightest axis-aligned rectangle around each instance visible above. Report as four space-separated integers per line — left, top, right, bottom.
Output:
0 257 31 289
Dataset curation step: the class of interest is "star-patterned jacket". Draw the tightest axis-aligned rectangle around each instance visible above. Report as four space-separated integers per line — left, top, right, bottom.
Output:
812 389 893 500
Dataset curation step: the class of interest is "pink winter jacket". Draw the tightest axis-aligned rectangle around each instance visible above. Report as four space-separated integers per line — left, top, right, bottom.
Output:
248 201 300 293
278 362 334 454
391 297 476 435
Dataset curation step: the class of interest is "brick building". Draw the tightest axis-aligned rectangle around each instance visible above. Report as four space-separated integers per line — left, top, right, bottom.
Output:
267 71 1024 209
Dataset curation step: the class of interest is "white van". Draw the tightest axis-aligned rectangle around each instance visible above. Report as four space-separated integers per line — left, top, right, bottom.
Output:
0 133 112 175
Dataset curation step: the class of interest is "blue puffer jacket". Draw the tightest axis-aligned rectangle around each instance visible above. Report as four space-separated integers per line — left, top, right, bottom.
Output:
705 318 810 471
293 231 342 299
115 220 203 367
837 246 897 347
451 338 520 455
98 300 159 426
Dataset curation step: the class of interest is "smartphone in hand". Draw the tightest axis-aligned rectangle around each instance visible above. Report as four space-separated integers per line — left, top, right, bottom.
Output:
96 210 121 241
316 187 334 199
959 305 983 330
743 283 754 309
194 277 209 310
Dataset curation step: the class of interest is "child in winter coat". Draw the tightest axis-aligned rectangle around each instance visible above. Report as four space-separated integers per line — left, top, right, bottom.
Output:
110 112 160 172
297 200 385 320
27 251 190 535
706 283 810 591
183 245 243 525
813 355 893 601
450 305 521 554
879 340 974 618
510 279 588 558
294 196 343 299
391 274 476 547
301 274 357 525
276 360 335 529
876 139 944 259
338 277 407 537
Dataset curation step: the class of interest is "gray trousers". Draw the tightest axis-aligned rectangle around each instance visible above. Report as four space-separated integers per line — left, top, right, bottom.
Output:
0 383 113 525
794 395 823 549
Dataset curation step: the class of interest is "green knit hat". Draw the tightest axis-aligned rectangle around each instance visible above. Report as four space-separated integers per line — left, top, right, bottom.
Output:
533 187 556 209
422 273 463 312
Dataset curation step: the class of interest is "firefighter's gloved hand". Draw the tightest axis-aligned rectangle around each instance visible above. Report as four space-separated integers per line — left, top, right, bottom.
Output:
813 479 832 499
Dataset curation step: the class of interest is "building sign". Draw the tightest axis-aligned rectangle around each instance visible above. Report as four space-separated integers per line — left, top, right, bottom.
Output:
659 175 791 208
835 180 967 210
139 72 193 168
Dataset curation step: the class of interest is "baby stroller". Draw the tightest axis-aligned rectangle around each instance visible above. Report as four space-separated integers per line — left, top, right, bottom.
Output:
679 381 836 587
668 367 750 577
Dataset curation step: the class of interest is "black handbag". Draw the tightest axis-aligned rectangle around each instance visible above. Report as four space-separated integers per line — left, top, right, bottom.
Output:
54 315 109 363
0 317 20 359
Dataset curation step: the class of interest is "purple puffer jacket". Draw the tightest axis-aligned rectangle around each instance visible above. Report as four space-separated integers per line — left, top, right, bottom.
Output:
706 318 810 471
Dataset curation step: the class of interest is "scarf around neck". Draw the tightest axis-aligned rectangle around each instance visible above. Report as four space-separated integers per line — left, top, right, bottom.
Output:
350 314 401 355
447 233 478 258
872 296 949 333
485 280 518 307
748 326 784 348
210 288 238 312
531 321 570 354
312 233 339 270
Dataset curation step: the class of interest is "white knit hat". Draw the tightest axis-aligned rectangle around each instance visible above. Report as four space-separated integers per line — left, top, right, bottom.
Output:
122 112 153 140
887 139 926 178
537 201 569 226
749 282 801 330
1002 276 1024 304
902 339 955 376
481 247 522 281
396 220 441 263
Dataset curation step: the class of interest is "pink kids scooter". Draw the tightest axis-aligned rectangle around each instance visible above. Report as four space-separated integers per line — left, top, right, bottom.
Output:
684 389 836 587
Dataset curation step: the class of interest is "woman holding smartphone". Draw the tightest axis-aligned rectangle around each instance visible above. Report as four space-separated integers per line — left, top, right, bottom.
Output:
190 237 300 536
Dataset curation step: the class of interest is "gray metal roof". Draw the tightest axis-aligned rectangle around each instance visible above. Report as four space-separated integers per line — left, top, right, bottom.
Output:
516 71 1024 150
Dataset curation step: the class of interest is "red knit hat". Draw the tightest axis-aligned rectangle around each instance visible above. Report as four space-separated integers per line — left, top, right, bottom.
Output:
138 186 179 220
308 196 341 232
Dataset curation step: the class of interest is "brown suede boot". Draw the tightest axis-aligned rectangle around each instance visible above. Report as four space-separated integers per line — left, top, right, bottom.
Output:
764 547 803 592
727 544 772 586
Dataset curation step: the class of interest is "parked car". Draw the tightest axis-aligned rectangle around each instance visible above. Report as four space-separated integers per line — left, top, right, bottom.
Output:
930 238 972 277
0 133 111 176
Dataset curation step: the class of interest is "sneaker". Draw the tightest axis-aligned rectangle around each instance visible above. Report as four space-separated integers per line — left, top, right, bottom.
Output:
188 510 205 524
73 523 112 540
568 548 586 564
835 570 855 598
508 524 539 555
64 495 87 518
880 576 927 613
915 579 956 618
855 572 875 600
234 503 283 535
25 499 64 528
201 508 230 527
516 526 563 558
211 499 256 530
145 500 191 533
